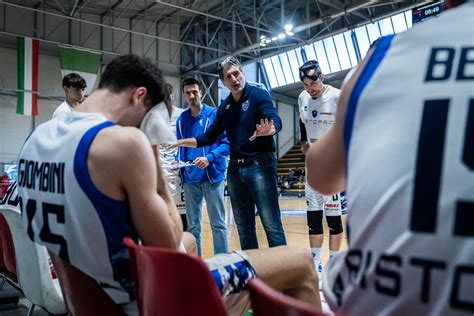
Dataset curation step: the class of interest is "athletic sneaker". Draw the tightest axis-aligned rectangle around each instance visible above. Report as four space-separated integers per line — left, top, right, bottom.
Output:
315 262 323 290
316 261 323 273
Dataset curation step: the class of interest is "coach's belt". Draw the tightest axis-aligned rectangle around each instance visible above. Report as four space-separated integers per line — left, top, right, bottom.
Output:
230 153 274 165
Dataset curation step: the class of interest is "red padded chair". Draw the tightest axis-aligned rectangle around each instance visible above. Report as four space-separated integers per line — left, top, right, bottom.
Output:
0 214 20 306
0 235 5 273
47 250 125 316
123 237 228 316
0 214 17 282
248 278 326 316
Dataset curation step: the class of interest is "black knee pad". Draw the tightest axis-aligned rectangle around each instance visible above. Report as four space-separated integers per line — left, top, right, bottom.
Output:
307 210 323 235
326 215 343 235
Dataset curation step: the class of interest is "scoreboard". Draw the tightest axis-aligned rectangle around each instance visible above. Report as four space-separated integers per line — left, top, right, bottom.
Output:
412 1 445 23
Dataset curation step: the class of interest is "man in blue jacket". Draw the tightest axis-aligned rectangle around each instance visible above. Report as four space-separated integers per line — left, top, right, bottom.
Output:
176 78 229 256
175 57 287 250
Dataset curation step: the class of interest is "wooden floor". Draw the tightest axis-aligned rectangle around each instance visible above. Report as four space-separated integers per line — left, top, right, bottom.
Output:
200 196 348 261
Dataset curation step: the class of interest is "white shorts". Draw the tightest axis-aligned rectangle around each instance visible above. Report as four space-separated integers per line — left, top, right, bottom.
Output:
205 250 257 315
160 145 186 215
305 182 342 216
166 170 186 215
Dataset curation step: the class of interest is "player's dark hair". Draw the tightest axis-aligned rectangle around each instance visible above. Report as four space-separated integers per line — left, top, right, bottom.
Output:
62 73 87 89
181 77 201 92
163 83 174 109
298 60 322 82
216 56 243 80
98 54 166 108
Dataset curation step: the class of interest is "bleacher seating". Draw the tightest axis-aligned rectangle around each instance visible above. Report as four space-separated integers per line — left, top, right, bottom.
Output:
278 144 305 197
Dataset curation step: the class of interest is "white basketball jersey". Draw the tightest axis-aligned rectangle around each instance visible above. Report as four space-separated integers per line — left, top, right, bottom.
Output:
1 181 20 212
300 86 343 215
163 106 186 213
299 85 340 142
18 112 139 304
323 3 474 315
170 106 185 135
140 104 186 213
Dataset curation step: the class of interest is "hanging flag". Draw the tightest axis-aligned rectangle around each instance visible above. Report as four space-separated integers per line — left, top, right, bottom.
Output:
58 46 102 95
17 37 39 116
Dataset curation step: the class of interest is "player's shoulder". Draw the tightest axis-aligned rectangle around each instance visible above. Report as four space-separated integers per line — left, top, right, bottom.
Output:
248 83 271 101
95 126 150 158
298 90 311 106
89 125 153 177
173 106 185 117
327 85 341 98
298 90 310 99
175 108 186 121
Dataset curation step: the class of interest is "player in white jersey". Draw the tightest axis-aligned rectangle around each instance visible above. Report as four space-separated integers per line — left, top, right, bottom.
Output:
165 89 187 226
18 54 321 314
52 73 86 119
140 83 187 230
306 1 474 314
298 60 344 277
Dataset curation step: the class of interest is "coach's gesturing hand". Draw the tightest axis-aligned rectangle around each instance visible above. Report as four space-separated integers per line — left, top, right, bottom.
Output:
249 118 275 141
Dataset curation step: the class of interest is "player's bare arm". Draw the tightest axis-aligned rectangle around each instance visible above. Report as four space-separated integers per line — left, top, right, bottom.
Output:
171 137 197 148
151 144 196 254
89 126 182 249
300 141 310 154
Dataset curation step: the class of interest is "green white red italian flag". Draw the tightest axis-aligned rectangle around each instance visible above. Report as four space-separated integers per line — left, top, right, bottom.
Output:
17 37 39 116
59 46 102 96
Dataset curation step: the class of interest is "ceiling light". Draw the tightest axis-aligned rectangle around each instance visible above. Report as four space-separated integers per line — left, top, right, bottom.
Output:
285 31 294 36
284 24 293 32
260 35 266 40
271 36 278 41
277 33 286 39
260 42 266 47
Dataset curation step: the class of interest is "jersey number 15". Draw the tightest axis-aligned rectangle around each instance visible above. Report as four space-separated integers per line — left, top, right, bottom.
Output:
411 98 473 237
21 198 69 261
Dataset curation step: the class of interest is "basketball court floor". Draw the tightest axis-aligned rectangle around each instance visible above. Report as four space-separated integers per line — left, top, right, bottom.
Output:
201 196 348 260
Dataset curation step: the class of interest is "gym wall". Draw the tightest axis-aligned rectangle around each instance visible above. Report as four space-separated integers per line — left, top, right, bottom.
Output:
0 46 181 165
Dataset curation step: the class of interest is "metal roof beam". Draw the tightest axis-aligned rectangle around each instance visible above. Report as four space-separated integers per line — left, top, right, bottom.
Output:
155 0 268 33
189 0 428 72
0 1 228 53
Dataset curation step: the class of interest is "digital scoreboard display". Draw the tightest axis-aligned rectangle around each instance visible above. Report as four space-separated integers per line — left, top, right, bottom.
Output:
412 1 445 23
